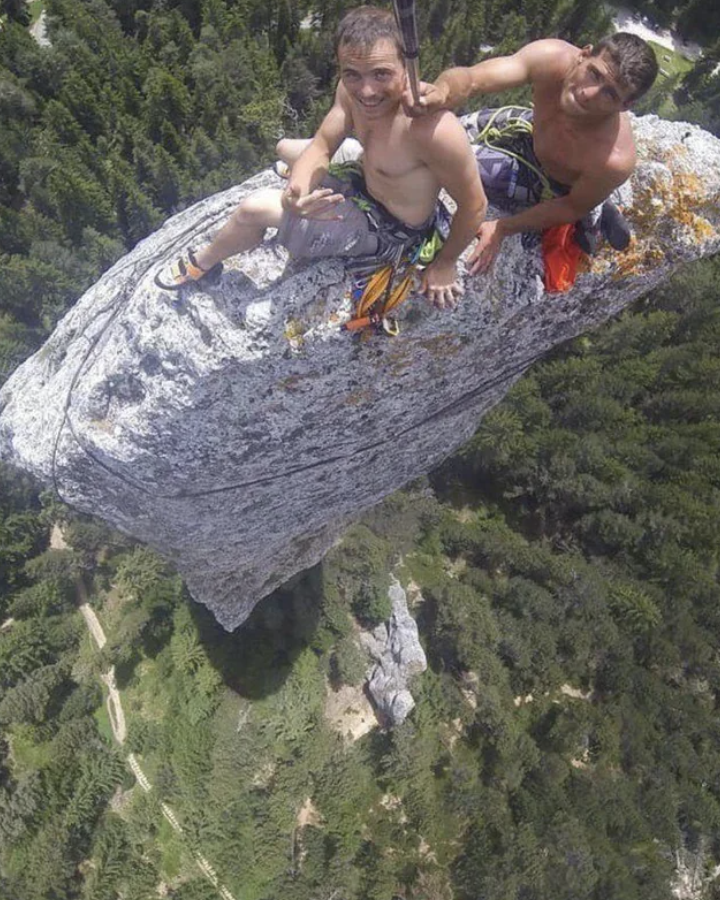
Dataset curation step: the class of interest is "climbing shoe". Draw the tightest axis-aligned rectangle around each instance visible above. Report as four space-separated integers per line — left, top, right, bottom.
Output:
273 160 291 179
574 219 599 255
600 200 631 251
154 249 222 291
574 200 632 255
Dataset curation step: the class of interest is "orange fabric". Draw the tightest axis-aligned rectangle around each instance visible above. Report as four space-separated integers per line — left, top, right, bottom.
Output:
541 223 584 293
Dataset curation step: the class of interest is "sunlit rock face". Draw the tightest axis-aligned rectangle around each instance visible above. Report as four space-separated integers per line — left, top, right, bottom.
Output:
1 115 719 630
361 577 427 726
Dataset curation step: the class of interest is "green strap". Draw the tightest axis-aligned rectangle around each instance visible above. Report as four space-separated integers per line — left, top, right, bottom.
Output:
474 106 554 200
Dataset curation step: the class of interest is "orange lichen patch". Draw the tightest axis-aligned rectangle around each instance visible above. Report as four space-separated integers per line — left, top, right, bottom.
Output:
279 373 311 392
663 144 689 162
629 172 716 246
606 169 717 281
669 173 716 241
685 216 715 243
384 344 414 377
612 243 665 280
343 387 374 407
577 252 593 274
284 318 306 341
416 335 462 359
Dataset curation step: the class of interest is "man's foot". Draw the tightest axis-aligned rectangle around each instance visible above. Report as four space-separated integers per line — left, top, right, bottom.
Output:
573 220 599 255
154 249 222 291
600 200 631 251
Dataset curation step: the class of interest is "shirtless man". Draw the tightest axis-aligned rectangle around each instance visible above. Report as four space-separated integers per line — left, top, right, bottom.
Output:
406 34 658 273
156 7 487 310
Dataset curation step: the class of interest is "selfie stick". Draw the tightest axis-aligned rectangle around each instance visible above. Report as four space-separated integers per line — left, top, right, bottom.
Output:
392 0 421 106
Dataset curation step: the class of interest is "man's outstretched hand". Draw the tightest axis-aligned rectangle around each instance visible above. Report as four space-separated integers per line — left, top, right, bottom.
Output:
402 81 450 117
468 220 505 274
282 183 345 220
420 258 464 310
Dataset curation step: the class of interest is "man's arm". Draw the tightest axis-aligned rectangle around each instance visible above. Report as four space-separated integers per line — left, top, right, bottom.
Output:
406 40 570 114
470 164 630 274
282 84 353 218
413 112 488 308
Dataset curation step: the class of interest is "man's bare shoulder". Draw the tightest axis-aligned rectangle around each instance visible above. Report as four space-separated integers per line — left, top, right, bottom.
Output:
516 38 578 82
408 108 470 151
611 112 637 175
578 113 637 192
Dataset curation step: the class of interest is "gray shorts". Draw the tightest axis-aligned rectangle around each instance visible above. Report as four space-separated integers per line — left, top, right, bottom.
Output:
276 168 441 266
277 173 379 260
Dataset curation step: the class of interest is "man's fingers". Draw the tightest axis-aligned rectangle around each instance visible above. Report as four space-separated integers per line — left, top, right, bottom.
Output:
426 283 463 310
294 190 345 219
300 190 344 208
468 241 494 275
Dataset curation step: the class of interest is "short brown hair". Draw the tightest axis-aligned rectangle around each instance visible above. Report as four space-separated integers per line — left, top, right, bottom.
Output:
335 6 404 61
592 32 659 102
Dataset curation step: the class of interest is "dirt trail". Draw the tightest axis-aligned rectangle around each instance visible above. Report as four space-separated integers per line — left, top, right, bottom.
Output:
51 522 236 900
79 601 107 650
50 523 69 550
101 666 127 744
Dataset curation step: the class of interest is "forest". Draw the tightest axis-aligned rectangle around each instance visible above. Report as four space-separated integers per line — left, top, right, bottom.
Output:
1 0 720 898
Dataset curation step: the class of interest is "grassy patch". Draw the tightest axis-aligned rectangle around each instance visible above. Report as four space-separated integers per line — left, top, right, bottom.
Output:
94 700 114 744
27 0 44 24
7 724 53 772
648 40 694 117
649 40 694 79
157 816 185 880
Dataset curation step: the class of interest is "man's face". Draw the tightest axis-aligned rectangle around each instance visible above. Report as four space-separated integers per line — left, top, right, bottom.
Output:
338 38 406 119
561 48 634 118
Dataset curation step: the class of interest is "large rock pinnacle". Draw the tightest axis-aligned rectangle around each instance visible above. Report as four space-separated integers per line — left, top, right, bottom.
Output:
1 115 719 629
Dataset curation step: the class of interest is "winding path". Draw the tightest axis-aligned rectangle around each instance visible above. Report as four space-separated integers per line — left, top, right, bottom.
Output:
52 524 236 900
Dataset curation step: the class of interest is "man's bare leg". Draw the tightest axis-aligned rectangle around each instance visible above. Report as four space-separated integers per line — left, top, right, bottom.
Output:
195 188 284 271
276 138 312 168
275 137 364 174
155 188 284 289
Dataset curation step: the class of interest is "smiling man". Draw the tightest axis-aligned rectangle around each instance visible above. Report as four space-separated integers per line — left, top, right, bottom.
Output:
407 34 658 273
156 7 487 310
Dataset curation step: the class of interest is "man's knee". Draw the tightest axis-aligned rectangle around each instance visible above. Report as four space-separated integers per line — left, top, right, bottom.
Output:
232 189 282 229
276 138 311 165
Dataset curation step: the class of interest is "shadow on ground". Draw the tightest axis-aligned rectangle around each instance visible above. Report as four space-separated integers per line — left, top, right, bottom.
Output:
188 564 325 700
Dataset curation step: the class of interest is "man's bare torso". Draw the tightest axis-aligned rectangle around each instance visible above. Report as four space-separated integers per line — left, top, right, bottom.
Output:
351 109 442 227
529 44 634 188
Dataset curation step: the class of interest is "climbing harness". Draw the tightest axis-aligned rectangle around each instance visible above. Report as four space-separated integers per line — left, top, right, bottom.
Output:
342 225 446 337
343 245 412 336
327 161 447 337
467 106 567 205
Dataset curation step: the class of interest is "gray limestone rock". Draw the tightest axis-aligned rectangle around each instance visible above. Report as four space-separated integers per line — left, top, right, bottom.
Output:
361 577 427 726
1 115 720 629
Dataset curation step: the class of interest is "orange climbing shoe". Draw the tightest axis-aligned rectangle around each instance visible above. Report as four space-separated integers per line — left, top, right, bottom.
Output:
154 249 221 290
273 160 291 179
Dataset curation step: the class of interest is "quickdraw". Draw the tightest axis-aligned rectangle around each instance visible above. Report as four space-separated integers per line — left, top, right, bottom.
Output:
342 245 417 337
